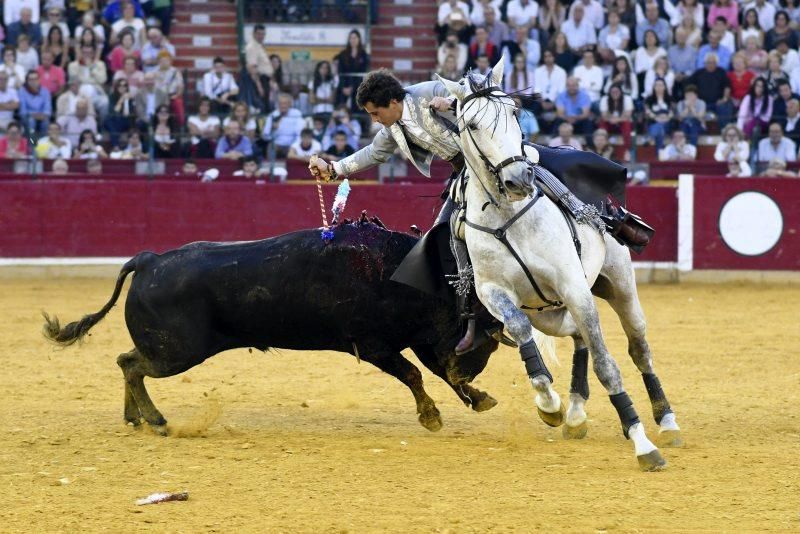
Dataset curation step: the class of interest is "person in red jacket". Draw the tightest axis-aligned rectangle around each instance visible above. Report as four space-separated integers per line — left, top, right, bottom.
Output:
468 26 499 69
0 121 28 158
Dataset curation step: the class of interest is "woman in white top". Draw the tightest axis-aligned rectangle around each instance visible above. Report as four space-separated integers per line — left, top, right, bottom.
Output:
679 13 703 48
187 97 221 158
643 56 675 97
738 8 764 49
504 53 536 95
598 9 630 53
634 30 667 76
308 60 337 115
714 124 750 164
223 102 258 141
676 0 704 31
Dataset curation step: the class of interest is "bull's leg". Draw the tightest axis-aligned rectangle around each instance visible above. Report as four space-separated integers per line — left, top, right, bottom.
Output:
479 284 563 426
359 351 443 432
123 380 142 426
117 349 168 435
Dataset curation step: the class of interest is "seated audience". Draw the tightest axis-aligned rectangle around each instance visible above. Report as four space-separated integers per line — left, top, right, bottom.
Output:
35 121 72 159
573 49 603 104
660 130 697 161
308 60 338 115
0 121 28 157
555 76 594 135
153 51 184 125
728 53 755 106
19 70 52 136
87 158 103 175
467 26 499 69
262 93 306 158
223 102 258 141
322 107 361 153
1 48 27 90
74 128 108 158
604 55 639 101
105 78 136 148
37 50 66 97
234 155 269 180
0 71 20 131
141 28 176 73
51 158 69 174
188 98 221 159
202 57 239 114
438 31 469 74
599 83 634 160
134 72 169 128
16 35 39 73
782 98 800 142
757 121 796 162
57 97 97 146
107 30 141 73
589 127 614 159
726 160 753 177
737 77 773 137
645 78 674 150
687 54 733 126
677 84 707 146
714 124 750 165
151 104 179 158
501 25 540 73
772 80 800 122
112 57 145 95
288 128 322 162
6 8 42 47
561 3 596 54
320 131 356 162
548 121 584 149
215 120 253 160
759 157 798 176
504 54 536 96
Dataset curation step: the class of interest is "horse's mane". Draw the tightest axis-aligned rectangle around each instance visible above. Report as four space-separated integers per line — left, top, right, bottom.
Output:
464 70 541 113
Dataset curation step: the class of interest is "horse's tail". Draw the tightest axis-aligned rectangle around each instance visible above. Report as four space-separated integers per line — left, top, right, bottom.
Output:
42 255 140 346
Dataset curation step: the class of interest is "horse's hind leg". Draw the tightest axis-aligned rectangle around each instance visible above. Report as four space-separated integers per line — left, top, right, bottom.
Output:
480 285 563 426
117 349 168 435
601 272 683 447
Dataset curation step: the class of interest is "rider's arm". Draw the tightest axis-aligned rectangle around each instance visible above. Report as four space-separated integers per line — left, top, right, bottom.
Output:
331 127 399 177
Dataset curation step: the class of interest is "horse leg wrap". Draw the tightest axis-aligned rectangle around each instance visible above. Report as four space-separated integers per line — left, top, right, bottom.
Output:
520 340 552 383
570 347 590 400
610 392 640 440
642 373 672 425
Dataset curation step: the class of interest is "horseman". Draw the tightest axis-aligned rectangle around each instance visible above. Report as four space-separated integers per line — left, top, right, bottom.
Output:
309 68 651 354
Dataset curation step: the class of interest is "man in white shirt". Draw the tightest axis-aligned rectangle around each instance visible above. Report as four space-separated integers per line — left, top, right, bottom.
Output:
659 130 697 161
776 39 800 75
561 4 597 52
548 122 583 149
4 0 40 27
505 0 538 30
263 93 305 158
245 23 273 79
572 49 604 103
0 71 20 130
202 57 239 113
288 128 323 162
570 0 604 30
35 121 72 159
469 0 502 26
534 49 567 103
757 122 797 163
438 31 469 72
744 0 776 33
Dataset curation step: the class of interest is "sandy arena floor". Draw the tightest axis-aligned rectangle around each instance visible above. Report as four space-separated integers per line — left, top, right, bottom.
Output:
1 277 799 532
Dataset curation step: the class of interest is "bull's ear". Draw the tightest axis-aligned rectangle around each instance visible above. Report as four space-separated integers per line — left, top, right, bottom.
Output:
435 73 465 100
491 53 506 86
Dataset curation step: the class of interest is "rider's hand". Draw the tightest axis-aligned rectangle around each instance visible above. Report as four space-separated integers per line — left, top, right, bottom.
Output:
429 96 454 112
308 155 332 181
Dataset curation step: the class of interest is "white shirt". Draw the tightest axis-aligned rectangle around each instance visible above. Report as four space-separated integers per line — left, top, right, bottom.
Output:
643 69 675 97
0 64 26 89
534 64 567 102
599 24 630 51
0 87 19 126
72 23 106 43
634 47 667 74
307 76 338 114
469 2 502 26
570 0 604 30
573 64 604 102
790 65 800 95
505 0 539 27
111 17 146 49
40 21 70 41
437 1 471 26
16 48 39 73
188 114 221 143
35 136 72 159
677 2 704 30
202 71 238 99
714 140 750 162
781 49 800 75
758 137 797 162
561 17 597 50
4 0 40 26
289 138 321 158
743 1 777 32
719 30 736 53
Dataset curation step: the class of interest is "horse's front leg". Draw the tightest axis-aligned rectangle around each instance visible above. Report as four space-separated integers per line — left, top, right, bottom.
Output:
479 283 564 427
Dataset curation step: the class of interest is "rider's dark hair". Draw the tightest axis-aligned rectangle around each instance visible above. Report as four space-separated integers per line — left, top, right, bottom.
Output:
356 69 407 109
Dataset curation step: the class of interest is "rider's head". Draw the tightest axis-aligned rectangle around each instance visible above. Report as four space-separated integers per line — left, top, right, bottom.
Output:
357 69 407 127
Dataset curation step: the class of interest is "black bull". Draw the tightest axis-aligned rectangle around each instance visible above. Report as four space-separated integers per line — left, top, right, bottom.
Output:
43 221 500 433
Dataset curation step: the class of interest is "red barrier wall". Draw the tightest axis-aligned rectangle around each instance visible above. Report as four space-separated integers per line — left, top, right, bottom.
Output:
0 180 678 260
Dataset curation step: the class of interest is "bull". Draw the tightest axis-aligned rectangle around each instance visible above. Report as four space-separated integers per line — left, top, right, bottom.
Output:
43 219 500 434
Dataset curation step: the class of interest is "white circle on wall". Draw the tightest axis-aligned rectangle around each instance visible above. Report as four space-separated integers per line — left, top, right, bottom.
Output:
718 192 783 256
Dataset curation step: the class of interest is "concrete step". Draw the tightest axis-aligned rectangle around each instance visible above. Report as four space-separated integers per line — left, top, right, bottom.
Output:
369 26 438 38
174 12 237 23
170 34 239 47
378 4 437 17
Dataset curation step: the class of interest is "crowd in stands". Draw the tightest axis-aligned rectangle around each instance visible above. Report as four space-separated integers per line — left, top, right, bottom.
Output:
434 0 800 174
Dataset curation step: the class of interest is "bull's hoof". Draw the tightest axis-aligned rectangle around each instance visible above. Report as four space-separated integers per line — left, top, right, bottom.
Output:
637 449 667 472
562 420 588 439
657 429 684 448
471 392 498 413
418 409 443 432
537 403 566 427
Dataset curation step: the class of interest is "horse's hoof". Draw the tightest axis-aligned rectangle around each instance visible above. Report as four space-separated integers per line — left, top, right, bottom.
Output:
562 420 588 439
537 403 565 427
657 429 684 448
149 424 170 437
637 449 667 472
471 393 498 413
419 409 443 432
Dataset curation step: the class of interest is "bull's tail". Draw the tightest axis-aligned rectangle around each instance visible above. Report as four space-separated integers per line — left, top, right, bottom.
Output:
42 255 140 346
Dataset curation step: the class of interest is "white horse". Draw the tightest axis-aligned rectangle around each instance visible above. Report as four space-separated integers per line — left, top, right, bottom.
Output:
437 59 681 471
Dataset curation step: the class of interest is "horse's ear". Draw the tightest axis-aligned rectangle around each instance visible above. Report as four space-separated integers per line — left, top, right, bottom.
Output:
435 73 465 100
491 53 506 86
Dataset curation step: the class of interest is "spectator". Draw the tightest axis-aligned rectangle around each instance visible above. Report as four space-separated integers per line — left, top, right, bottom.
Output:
334 30 369 112
468 26 499 69
51 158 69 174
269 54 289 107
696 31 732 70
573 49 603 104
759 157 796 176
263 92 305 158
687 53 733 126
307 61 337 116
58 98 97 145
782 98 800 142
112 56 145 95
42 25 69 70
0 72 20 130
107 30 141 73
322 107 361 150
6 8 43 48
645 77 674 150
668 28 696 93
223 102 257 141
87 158 103 175
74 25 103 63
743 34 769 75
765 10 797 50
604 55 639 100
634 30 667 80
504 53 536 96
676 0 705 30
105 78 136 147
775 38 799 73
102 0 145 25
151 0 175 35
0 121 28 157
678 9 703 48
215 120 253 160
555 76 594 135
67 43 109 118
609 0 636 27
16 35 39 73
779 0 800 25
439 31 469 73
180 159 199 177
141 28 175 74
765 51 790 94
710 16 737 53
728 53 756 106
548 121 583 149
726 159 753 176
435 54 463 81
470 0 501 27
506 0 539 30
637 2 671 47
745 0 777 32
715 123 750 164
598 9 630 54
539 0 566 40
19 70 51 136
472 54 492 76
151 104 179 158
771 79 798 121
110 2 146 50
240 62 270 114
35 121 72 159
245 24 274 85
739 8 765 49
41 7 70 40
560 4 596 53
571 0 604 30
548 31 577 72
233 155 268 180
287 128 322 162
480 6 509 48
72 11 106 52
154 51 184 125
757 121 796 162
599 83 634 160
116 129 147 159
56 77 94 118
320 130 356 161
134 71 168 127
1 48 27 90
643 57 675 98
707 0 740 30
201 57 239 114
589 128 614 159
677 84 707 145
513 96 540 140
187 98 220 158
660 129 697 160
534 49 567 107
436 0 472 43
74 128 108 158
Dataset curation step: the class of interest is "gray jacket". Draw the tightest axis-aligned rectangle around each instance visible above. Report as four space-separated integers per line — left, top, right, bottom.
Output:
332 81 461 178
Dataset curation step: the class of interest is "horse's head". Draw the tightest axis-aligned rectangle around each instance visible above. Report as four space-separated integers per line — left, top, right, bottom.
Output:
437 55 534 202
